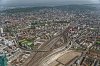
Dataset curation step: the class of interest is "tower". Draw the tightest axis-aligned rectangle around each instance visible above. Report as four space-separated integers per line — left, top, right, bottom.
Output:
0 28 3 34
0 28 4 37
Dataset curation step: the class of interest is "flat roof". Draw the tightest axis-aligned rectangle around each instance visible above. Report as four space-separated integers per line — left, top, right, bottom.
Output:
48 61 59 66
57 51 81 65
48 51 81 66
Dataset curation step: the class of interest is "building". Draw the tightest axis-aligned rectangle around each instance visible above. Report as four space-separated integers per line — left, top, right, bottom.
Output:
0 53 8 66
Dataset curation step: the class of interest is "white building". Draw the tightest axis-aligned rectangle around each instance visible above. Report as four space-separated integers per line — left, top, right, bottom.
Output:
0 28 3 34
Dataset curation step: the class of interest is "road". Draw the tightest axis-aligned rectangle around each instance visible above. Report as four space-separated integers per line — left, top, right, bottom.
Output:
23 25 90 66
23 36 62 66
36 27 91 66
25 35 71 66
38 42 73 66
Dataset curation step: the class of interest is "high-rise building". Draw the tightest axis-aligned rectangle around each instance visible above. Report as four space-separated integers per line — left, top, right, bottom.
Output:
0 53 8 66
0 27 4 37
0 28 3 34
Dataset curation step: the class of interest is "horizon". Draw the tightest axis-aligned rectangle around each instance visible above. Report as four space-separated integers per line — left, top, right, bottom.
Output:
0 0 100 7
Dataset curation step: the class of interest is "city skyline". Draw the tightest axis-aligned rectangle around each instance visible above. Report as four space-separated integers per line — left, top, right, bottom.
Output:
0 0 100 66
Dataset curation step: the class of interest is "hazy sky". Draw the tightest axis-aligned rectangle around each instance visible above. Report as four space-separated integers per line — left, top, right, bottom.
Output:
0 0 100 6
